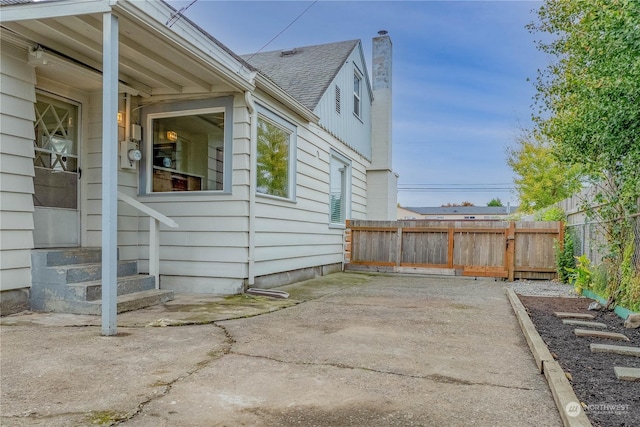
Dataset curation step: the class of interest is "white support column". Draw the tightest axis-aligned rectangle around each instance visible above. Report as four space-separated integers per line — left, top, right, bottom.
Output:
149 217 160 289
101 11 119 336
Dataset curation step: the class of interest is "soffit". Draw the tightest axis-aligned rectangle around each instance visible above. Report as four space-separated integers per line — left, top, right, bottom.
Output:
0 6 250 97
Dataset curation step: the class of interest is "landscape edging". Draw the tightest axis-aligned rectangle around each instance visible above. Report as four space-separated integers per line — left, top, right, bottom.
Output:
506 289 592 427
581 289 638 320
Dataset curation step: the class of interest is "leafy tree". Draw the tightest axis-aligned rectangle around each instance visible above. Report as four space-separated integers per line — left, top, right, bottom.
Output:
529 0 640 307
506 129 581 213
257 118 290 198
487 198 503 207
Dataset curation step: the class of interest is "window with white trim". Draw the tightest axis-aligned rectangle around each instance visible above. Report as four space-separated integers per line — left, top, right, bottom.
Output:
329 151 351 225
142 97 233 194
256 107 297 200
353 70 362 118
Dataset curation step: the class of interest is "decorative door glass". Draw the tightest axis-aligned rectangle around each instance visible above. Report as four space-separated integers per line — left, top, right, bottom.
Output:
33 94 79 209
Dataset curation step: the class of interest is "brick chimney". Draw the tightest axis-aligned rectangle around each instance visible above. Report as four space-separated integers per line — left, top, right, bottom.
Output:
367 30 398 220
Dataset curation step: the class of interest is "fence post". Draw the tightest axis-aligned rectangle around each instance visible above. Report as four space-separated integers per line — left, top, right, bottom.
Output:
506 222 516 281
447 224 454 268
396 224 403 268
558 221 565 250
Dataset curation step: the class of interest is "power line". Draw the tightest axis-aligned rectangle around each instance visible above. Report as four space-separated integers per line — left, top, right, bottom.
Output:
166 0 199 27
244 0 319 62
398 183 514 192
399 183 513 186
398 189 514 192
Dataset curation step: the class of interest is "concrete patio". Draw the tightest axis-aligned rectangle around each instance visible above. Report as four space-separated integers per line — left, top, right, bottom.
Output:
0 273 561 426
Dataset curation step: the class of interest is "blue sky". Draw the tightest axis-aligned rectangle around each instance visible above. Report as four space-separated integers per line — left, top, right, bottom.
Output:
167 0 549 208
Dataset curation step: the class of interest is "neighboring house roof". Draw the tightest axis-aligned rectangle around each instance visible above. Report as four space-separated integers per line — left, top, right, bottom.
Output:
241 40 360 111
404 206 518 216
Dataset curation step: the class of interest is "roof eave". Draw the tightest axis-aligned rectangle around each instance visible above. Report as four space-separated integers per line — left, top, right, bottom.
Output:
114 0 255 92
0 0 114 22
1 0 257 93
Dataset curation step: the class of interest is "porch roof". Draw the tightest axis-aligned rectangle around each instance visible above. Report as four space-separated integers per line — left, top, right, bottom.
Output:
0 0 256 97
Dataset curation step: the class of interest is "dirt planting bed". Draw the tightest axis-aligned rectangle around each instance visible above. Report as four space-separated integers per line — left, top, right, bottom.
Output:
518 295 639 427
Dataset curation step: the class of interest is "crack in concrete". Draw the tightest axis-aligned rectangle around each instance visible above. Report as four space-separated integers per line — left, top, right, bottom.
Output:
228 350 535 391
113 322 235 425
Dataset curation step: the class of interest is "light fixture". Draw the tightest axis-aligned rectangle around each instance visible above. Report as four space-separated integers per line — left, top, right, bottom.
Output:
117 112 123 123
166 130 178 142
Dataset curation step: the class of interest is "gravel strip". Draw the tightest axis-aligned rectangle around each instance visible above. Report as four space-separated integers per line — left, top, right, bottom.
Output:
506 280 580 298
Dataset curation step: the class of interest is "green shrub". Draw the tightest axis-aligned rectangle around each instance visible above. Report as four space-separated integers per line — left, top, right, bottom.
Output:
591 264 608 297
566 254 593 293
555 229 575 284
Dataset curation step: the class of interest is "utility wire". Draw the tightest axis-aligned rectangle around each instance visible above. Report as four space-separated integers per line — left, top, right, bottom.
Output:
399 183 514 191
244 0 319 62
166 0 199 27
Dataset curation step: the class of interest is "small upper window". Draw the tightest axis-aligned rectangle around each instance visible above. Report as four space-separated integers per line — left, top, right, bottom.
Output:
353 71 362 118
256 108 297 200
335 85 341 114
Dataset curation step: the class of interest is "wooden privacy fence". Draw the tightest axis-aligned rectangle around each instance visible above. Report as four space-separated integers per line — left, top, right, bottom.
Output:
344 220 564 281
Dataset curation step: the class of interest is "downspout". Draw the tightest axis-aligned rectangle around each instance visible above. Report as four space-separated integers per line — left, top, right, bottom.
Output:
245 91 257 287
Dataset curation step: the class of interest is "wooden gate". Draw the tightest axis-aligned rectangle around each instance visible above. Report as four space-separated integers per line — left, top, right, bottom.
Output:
344 220 564 280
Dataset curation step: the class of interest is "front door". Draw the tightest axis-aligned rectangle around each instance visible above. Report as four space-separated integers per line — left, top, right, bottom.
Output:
32 92 80 248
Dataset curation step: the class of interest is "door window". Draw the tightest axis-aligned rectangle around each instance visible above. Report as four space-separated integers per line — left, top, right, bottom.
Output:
33 94 79 209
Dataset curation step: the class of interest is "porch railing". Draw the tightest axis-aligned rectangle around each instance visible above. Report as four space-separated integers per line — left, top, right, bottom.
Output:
117 192 178 289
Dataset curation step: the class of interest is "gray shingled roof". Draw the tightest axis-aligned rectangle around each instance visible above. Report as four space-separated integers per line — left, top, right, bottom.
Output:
405 206 518 216
242 40 360 111
0 0 36 4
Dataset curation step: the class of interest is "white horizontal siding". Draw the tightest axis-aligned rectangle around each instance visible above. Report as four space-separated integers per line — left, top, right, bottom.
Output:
0 249 32 270
0 172 34 193
1 211 34 230
255 254 342 278
251 90 370 278
118 94 252 289
313 44 372 160
84 92 139 258
75 77 370 293
0 268 33 293
0 43 36 291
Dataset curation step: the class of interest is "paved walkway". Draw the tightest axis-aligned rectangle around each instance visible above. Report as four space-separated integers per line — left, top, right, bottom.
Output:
0 273 561 426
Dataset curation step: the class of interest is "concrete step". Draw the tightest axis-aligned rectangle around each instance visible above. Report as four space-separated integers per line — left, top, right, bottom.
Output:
32 247 104 267
32 289 175 315
29 248 165 315
30 275 156 309
613 366 640 381
562 319 607 328
78 275 156 301
554 311 595 320
32 260 138 285
574 328 630 341
591 343 640 357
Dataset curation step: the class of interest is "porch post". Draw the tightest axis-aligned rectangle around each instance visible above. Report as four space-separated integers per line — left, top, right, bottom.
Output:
101 11 119 336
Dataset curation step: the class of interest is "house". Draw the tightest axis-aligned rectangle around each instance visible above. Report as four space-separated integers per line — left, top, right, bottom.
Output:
0 0 397 318
398 206 518 220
